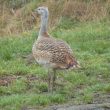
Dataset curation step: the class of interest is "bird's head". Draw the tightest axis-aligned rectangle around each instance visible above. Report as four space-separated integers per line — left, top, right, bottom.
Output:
35 6 49 17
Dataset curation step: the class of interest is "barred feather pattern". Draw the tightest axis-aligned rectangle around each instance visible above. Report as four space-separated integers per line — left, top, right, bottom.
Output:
32 36 78 69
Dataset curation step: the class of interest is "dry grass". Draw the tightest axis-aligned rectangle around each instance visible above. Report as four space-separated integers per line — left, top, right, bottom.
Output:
63 0 110 21
0 0 110 36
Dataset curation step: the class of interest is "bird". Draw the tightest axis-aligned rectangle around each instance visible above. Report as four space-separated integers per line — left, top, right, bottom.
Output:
32 6 79 92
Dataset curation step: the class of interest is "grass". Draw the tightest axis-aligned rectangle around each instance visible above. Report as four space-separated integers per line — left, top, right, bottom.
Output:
0 20 110 110
1 0 110 36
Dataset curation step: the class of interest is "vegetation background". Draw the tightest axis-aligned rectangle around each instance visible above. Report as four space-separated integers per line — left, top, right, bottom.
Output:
0 0 110 110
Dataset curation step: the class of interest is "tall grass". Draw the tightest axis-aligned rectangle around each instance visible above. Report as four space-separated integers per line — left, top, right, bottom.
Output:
0 0 110 36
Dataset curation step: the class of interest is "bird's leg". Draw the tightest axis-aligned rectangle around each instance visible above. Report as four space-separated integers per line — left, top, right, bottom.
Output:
47 69 56 92
48 70 51 92
52 69 56 90
48 69 53 92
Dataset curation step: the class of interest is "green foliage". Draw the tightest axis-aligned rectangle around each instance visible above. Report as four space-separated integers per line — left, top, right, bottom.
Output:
0 20 110 109
37 82 48 92
57 17 77 29
0 93 66 110
0 78 27 95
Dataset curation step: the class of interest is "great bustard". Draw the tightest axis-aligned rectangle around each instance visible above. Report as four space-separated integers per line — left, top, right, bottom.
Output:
32 6 79 92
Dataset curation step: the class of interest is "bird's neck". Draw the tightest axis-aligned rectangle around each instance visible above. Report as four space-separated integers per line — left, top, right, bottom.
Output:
38 14 49 38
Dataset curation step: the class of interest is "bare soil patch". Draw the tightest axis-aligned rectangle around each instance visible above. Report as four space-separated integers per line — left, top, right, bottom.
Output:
44 103 110 110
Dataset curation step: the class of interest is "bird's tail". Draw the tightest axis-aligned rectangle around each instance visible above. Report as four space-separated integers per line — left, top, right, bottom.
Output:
66 55 80 69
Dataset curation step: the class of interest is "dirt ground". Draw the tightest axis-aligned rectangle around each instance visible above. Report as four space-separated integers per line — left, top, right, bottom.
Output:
21 103 110 110
44 103 110 110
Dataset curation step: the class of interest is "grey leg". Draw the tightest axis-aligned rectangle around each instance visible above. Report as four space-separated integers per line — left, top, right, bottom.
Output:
52 69 56 90
48 69 56 92
48 69 53 92
48 70 51 92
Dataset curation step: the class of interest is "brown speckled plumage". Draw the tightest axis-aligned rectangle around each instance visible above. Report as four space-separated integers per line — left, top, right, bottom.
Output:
33 37 78 69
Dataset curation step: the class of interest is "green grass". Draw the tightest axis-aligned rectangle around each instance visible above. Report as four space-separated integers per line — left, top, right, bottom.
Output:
0 20 110 109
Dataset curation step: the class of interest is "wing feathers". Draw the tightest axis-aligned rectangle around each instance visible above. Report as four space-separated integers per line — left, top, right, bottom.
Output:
32 37 78 69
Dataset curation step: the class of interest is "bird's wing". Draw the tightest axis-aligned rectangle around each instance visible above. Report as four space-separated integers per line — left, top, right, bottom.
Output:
33 37 78 69
56 39 73 54
52 39 78 69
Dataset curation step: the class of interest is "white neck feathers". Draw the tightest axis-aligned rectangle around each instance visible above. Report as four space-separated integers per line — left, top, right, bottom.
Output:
38 10 49 38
